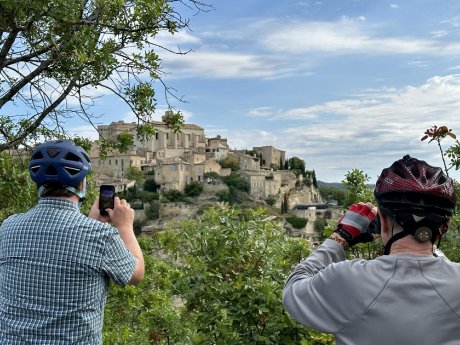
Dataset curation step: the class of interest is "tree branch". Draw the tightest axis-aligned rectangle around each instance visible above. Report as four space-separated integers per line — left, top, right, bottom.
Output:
0 74 79 151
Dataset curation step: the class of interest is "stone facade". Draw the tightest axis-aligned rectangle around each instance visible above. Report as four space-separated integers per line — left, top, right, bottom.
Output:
253 146 285 170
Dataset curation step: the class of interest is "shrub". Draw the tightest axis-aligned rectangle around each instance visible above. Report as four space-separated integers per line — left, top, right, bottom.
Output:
184 181 203 197
286 216 308 229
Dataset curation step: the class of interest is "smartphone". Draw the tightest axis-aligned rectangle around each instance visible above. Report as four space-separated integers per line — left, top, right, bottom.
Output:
367 214 381 234
99 185 116 216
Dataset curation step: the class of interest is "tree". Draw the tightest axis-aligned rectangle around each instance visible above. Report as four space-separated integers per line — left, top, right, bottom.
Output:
421 125 460 261
218 156 239 171
341 169 374 208
221 172 250 192
319 186 346 206
144 178 160 193
125 166 144 184
0 152 37 222
157 204 320 344
184 181 203 197
0 0 211 152
288 157 305 177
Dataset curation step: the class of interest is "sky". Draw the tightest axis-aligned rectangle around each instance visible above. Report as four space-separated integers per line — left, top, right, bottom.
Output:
70 0 460 183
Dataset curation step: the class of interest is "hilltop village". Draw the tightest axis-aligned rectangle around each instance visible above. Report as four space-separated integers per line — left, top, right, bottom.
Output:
90 111 341 245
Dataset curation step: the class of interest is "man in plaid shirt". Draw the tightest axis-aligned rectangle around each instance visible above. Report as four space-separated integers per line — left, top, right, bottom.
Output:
0 140 144 344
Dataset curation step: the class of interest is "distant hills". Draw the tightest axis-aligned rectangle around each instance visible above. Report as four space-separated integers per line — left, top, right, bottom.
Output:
317 181 346 190
317 181 375 191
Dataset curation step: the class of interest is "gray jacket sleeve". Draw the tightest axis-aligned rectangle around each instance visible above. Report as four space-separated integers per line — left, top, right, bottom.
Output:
282 239 364 333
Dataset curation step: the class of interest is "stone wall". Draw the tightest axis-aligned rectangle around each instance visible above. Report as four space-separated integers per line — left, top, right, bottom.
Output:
159 202 201 220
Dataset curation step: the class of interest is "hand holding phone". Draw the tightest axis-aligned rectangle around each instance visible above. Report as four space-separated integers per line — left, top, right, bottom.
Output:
99 185 115 216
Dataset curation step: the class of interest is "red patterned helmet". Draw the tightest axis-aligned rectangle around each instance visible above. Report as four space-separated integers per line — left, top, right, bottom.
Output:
374 155 456 216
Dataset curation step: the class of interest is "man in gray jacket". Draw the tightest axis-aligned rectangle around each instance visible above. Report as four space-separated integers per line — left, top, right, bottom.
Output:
283 155 459 345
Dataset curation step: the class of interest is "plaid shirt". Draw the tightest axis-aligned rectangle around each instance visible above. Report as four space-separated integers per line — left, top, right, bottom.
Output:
0 198 136 344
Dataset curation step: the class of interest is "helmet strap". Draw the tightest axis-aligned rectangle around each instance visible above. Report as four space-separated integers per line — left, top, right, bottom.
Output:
383 211 449 255
66 177 87 207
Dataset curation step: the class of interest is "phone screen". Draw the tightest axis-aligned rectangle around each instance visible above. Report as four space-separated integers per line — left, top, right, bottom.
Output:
99 185 115 216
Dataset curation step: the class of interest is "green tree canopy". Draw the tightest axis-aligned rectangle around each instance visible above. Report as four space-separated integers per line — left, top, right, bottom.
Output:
125 166 144 184
0 0 210 152
287 157 306 177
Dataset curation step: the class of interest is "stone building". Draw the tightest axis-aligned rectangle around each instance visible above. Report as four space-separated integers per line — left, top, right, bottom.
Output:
253 146 285 170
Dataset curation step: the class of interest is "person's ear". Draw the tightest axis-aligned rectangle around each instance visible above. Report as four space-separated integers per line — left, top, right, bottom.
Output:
78 180 85 191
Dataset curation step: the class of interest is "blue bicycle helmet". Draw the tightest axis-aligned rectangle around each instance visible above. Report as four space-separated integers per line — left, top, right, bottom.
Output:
29 140 92 186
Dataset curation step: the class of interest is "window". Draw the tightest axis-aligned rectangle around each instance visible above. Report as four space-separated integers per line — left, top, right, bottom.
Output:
115 159 118 165
109 160 111 165
155 132 159 140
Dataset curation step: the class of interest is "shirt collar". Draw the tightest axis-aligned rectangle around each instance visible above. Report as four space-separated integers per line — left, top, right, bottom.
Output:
37 197 80 212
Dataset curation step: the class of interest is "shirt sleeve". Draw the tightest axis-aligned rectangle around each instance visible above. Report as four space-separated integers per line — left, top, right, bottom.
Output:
282 239 357 333
101 232 137 286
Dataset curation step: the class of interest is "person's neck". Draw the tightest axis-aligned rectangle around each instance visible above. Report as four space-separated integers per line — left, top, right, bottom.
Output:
389 236 433 255
44 195 79 204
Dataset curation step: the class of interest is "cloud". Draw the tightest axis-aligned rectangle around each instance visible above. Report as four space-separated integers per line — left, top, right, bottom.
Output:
154 17 460 81
247 107 275 117
161 50 297 79
260 20 439 55
219 75 460 182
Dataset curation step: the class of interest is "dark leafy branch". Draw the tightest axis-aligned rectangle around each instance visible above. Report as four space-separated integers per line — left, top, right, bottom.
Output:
0 0 212 151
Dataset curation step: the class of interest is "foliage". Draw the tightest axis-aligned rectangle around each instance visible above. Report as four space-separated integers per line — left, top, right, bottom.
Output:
422 125 460 174
265 195 277 206
145 201 160 220
287 157 306 177
161 189 188 203
141 191 159 204
319 187 346 206
124 185 140 203
280 193 289 214
218 156 239 171
158 204 315 344
304 170 318 188
204 171 220 181
0 0 211 152
286 216 308 229
144 178 160 193
184 182 203 198
314 219 327 233
221 172 250 193
421 125 460 261
0 152 37 222
125 167 145 185
341 169 374 208
103 238 194 344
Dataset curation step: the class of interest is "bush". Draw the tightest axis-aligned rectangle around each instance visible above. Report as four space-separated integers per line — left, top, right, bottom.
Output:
144 178 159 192
221 172 250 192
265 195 277 206
286 216 308 229
140 191 159 203
158 205 313 344
161 189 188 203
145 201 160 220
184 181 203 197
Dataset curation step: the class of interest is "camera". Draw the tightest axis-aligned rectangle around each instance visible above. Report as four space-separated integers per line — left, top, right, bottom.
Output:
367 214 381 234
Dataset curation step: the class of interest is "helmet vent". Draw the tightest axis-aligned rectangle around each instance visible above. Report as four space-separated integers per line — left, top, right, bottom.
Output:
64 152 81 162
64 166 81 176
393 167 406 179
45 165 58 175
410 166 420 178
31 151 43 160
47 148 60 158
30 165 40 173
425 169 433 180
82 152 91 163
